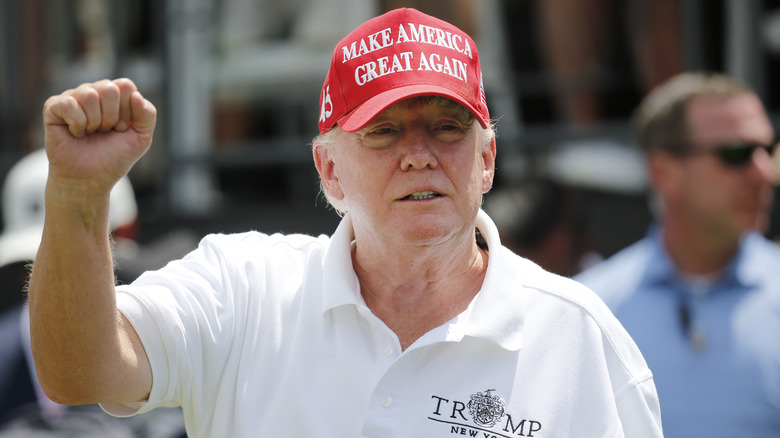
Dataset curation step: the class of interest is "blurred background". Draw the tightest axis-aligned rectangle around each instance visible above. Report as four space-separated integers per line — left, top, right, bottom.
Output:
2 0 780 272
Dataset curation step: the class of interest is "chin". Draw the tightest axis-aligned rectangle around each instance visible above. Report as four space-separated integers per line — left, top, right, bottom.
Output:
396 219 458 246
400 223 451 243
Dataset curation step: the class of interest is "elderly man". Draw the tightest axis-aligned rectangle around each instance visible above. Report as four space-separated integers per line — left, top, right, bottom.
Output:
576 72 780 436
29 8 661 437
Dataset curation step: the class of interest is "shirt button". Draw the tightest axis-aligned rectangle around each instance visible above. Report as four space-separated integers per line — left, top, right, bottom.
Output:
381 395 393 408
383 345 394 357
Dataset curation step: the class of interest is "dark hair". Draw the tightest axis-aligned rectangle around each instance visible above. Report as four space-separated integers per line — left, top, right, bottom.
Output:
633 72 753 155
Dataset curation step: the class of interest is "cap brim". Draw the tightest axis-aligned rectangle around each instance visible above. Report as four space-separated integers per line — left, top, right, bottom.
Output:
0 226 43 268
337 84 488 133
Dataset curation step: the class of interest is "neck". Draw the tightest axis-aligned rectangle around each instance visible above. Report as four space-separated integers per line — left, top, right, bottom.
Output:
662 219 741 275
353 232 488 350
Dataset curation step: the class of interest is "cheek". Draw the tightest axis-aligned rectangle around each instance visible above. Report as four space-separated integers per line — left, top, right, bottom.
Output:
685 172 738 213
336 160 383 206
678 163 720 193
447 156 477 187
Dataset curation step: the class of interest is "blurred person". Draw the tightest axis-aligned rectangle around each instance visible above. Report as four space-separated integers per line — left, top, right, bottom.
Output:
534 0 683 127
483 177 599 277
212 0 376 143
379 0 479 36
0 149 187 437
575 72 780 436
29 8 662 437
0 147 137 322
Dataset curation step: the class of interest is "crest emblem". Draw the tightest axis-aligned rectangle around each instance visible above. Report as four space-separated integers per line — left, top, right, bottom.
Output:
467 389 505 427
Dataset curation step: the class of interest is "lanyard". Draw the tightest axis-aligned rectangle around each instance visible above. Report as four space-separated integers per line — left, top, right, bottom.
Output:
676 295 708 351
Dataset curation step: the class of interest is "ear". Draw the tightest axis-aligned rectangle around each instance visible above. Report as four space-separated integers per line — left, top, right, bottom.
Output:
481 137 497 193
313 142 345 201
648 150 684 200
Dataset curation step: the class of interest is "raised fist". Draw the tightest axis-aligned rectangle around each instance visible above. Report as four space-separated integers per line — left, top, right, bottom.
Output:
42 78 157 192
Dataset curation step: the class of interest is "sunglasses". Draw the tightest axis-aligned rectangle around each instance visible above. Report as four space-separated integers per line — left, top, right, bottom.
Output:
687 141 778 167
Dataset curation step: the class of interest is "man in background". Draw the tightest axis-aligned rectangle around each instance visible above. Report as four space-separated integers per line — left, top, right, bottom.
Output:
576 72 780 436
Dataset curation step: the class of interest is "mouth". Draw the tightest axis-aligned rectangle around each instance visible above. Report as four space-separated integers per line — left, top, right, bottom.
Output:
401 190 441 201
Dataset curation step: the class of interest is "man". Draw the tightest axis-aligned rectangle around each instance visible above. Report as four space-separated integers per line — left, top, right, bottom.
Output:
576 72 780 436
29 8 662 437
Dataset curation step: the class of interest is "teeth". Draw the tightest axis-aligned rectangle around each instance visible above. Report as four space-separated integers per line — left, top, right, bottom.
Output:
408 191 438 200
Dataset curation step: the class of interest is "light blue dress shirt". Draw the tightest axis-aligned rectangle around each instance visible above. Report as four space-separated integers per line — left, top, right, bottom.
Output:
576 227 780 437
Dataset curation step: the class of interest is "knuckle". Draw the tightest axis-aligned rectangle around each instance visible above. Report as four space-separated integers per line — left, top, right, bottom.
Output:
76 86 100 104
42 96 58 114
114 77 138 94
102 82 121 99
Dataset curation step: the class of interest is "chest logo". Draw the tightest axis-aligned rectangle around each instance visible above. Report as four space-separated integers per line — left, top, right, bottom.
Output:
430 389 543 436
467 389 506 427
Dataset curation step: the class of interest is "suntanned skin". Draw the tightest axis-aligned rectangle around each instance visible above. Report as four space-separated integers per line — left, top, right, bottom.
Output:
29 78 155 405
313 98 496 350
648 93 776 276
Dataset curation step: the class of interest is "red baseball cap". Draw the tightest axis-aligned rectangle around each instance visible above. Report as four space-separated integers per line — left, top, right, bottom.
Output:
317 7 490 134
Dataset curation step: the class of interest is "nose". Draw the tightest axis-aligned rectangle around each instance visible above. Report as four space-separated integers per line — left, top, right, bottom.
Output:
399 129 438 170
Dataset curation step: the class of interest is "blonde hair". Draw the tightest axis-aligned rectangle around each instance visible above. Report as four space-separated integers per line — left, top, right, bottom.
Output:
634 72 753 155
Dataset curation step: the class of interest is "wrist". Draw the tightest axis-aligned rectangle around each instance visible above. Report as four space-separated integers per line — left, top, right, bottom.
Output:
44 176 112 235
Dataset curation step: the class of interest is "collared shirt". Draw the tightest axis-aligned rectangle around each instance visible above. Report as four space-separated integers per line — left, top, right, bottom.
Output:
104 211 662 437
576 226 780 437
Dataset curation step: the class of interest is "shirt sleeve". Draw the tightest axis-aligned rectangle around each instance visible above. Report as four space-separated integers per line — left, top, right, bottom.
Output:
614 370 663 437
101 233 248 417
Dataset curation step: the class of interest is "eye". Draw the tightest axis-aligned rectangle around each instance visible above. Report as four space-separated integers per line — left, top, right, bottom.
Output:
371 127 396 135
432 120 468 141
437 123 460 131
361 120 399 136
358 123 400 148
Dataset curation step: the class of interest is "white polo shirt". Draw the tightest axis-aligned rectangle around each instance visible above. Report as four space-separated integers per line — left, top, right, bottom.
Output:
103 211 662 437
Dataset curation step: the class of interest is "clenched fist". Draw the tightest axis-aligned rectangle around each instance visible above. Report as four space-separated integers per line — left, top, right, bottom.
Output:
42 78 156 193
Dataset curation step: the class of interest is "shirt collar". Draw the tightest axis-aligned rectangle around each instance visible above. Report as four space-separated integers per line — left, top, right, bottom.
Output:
728 232 774 288
321 210 524 351
643 224 766 291
321 213 362 312
459 210 525 351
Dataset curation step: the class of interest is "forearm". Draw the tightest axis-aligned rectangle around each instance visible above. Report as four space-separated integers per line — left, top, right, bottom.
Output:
28 178 145 404
31 78 156 405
